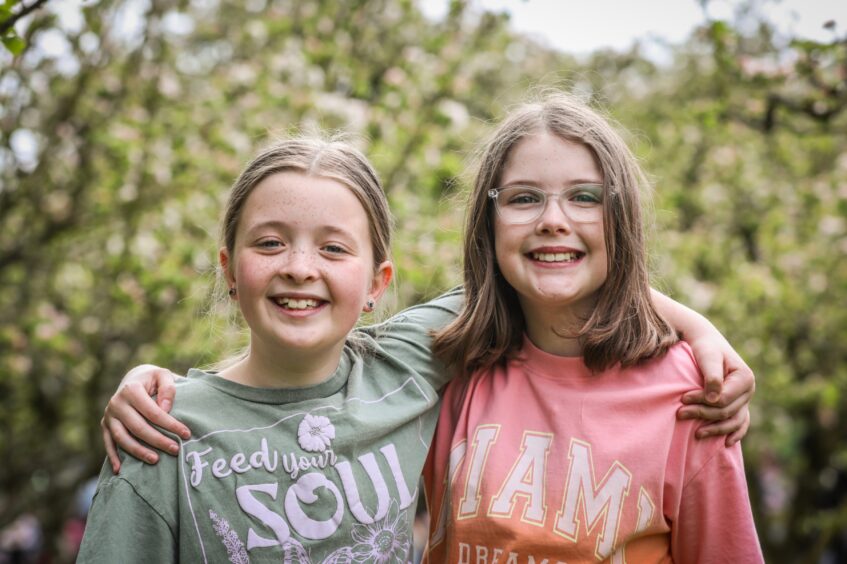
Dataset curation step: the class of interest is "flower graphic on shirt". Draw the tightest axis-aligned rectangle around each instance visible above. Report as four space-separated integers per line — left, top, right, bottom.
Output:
349 500 409 563
321 546 354 563
297 413 336 452
281 537 311 563
209 509 249 564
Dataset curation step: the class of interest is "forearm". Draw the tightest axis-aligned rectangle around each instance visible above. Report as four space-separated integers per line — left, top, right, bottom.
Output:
651 288 724 343
376 286 464 331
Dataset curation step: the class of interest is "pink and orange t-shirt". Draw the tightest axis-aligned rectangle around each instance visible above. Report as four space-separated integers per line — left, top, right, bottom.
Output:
423 339 763 563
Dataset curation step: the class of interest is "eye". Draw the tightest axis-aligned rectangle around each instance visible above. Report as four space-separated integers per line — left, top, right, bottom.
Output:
568 184 603 205
256 238 283 250
322 244 348 255
502 187 544 206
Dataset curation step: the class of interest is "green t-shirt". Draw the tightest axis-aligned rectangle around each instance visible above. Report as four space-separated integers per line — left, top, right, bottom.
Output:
78 290 462 563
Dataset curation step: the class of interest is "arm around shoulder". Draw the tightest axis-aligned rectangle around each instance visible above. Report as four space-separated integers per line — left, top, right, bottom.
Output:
380 286 464 333
358 287 464 390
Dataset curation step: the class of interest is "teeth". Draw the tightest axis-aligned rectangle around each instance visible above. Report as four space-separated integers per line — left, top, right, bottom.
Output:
275 298 320 309
532 252 580 262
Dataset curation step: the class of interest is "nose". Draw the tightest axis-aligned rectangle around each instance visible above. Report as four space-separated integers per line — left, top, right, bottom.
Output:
280 249 318 283
534 196 573 235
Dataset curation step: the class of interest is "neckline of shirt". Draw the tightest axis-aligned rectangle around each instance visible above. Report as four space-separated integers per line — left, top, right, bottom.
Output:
187 349 351 404
513 334 595 381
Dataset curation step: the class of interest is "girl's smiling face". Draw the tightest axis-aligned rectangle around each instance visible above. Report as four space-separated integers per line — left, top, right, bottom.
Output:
494 132 608 336
221 171 391 368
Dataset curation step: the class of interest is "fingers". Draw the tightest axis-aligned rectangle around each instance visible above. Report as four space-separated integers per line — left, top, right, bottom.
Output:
154 370 177 413
123 363 171 387
107 393 184 454
680 388 708 406
132 390 190 440
104 413 161 464
680 381 753 413
680 358 755 412
678 388 750 422
101 418 122 474
689 340 724 404
680 333 756 446
702 372 722 405
116 378 191 439
694 408 750 445
715 341 756 401
101 374 191 465
725 363 756 398
725 411 751 446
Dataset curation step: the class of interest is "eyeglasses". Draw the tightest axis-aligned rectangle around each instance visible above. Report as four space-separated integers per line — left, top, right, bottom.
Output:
487 184 604 225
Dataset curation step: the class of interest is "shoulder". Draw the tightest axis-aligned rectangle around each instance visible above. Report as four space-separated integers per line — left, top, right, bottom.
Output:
101 446 180 527
114 438 179 482
156 370 255 443
642 341 702 387
438 363 505 417
168 369 233 416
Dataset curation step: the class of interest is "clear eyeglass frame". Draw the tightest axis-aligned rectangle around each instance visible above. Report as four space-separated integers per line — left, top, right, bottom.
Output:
487 184 604 225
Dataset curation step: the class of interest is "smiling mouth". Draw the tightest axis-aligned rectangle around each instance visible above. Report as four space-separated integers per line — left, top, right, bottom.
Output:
530 252 583 263
271 297 324 310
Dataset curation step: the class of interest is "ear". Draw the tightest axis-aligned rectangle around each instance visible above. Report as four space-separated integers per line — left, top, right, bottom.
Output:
367 260 393 306
219 247 236 293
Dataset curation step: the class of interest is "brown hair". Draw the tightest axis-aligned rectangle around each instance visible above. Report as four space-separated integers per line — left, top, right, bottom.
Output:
432 92 677 373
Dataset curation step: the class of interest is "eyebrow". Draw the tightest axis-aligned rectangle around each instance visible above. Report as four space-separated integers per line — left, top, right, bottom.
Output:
500 179 604 189
244 220 358 240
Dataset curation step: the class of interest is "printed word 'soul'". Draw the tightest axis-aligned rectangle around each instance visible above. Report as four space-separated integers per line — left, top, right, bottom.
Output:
187 439 416 550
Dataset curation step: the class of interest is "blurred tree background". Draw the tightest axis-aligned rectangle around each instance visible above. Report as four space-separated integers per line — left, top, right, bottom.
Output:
0 0 844 561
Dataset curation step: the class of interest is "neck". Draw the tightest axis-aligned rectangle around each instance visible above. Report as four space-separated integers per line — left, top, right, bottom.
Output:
220 340 343 388
521 299 591 357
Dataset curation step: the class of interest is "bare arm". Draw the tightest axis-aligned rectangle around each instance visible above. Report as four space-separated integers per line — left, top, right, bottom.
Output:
652 289 755 446
101 364 189 473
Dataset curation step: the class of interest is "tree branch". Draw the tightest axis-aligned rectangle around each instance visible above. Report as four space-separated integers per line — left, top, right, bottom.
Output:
0 0 51 36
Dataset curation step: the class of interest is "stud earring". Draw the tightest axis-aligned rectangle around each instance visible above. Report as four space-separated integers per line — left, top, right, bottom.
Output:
228 287 237 297
364 299 375 312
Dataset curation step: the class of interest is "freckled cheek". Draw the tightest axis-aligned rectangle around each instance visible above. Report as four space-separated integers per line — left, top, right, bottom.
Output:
234 257 277 289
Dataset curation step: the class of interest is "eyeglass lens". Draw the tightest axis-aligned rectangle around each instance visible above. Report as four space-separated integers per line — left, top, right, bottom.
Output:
491 185 603 224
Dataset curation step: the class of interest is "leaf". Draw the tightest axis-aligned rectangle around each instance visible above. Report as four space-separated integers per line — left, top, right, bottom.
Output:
2 32 24 55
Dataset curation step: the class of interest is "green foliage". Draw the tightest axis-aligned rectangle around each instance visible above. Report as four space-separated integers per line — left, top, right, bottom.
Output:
1 32 24 55
0 0 49 55
620 18 847 560
0 0 844 560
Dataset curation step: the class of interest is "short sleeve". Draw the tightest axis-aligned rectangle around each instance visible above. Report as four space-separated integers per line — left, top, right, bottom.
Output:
671 442 764 563
358 287 464 390
77 464 178 563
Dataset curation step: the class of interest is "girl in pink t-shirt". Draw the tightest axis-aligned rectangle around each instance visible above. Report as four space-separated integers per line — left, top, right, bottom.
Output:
425 92 763 562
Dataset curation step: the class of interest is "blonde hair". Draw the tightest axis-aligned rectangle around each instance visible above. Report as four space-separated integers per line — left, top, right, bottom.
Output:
215 136 393 362
222 136 392 270
433 93 677 373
